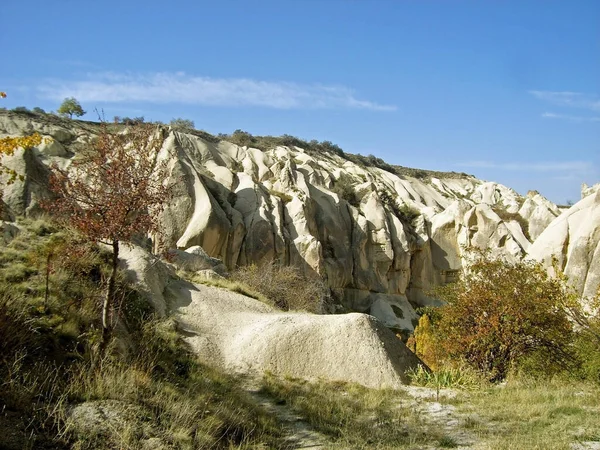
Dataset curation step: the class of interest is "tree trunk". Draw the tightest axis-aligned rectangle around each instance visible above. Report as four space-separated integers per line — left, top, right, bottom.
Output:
100 239 119 352
44 252 52 308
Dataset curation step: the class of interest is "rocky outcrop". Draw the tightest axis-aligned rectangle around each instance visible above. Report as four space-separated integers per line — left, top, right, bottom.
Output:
519 190 561 241
3 110 593 330
169 280 421 388
529 189 600 300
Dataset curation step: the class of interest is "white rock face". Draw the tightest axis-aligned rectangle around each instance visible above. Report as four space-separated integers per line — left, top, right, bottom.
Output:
4 111 596 327
529 190 600 299
169 281 420 388
519 190 561 241
582 182 600 199
118 244 177 317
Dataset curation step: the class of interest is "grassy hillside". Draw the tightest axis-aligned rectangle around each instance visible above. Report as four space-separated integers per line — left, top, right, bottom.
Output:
1 218 599 449
0 218 283 449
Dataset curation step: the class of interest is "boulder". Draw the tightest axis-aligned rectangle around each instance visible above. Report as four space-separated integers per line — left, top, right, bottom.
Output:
118 244 177 316
169 281 422 388
167 245 227 274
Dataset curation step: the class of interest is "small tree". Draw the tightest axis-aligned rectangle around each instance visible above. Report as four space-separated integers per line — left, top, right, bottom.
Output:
169 118 195 131
45 123 172 349
57 97 85 119
423 250 575 381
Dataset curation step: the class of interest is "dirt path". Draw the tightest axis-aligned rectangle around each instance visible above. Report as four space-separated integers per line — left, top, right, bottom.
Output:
240 378 328 450
399 386 480 449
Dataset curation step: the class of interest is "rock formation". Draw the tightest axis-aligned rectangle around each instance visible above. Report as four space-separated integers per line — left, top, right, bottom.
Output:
169 280 421 388
528 188 600 301
1 110 596 331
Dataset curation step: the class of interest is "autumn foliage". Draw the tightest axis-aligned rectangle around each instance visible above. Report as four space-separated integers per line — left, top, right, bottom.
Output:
0 92 45 184
45 122 172 347
413 251 576 381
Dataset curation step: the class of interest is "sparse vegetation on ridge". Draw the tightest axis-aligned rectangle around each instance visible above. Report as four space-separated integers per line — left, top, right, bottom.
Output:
216 128 472 180
0 108 472 181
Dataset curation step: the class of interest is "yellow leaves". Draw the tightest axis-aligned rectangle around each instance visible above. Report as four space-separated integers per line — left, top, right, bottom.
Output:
0 133 51 185
0 90 52 185
0 133 45 157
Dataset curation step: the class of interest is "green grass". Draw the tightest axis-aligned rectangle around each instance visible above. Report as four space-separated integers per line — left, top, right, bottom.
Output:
3 217 600 449
260 374 454 449
260 372 600 450
0 218 286 449
189 273 274 306
450 378 600 450
407 364 483 390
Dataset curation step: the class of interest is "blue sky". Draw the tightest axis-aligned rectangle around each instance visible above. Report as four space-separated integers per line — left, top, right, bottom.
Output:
1 0 598 204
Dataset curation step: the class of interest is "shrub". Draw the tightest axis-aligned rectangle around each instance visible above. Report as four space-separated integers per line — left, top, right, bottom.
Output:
411 314 445 370
231 263 328 313
120 116 145 125
379 190 420 224
169 117 195 131
331 173 359 207
569 288 600 382
270 189 293 204
398 203 420 223
420 250 576 381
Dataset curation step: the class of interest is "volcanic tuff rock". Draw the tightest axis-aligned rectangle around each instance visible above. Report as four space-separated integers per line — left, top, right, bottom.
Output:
169 280 421 388
529 188 600 302
1 110 595 330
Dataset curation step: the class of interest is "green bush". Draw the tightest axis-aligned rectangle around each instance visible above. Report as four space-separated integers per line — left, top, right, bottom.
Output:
379 189 420 224
169 117 195 131
269 189 293 204
331 173 360 207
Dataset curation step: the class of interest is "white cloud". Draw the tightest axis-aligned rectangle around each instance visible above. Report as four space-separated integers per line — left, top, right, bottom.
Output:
457 160 592 172
541 112 600 122
36 72 396 111
529 90 600 112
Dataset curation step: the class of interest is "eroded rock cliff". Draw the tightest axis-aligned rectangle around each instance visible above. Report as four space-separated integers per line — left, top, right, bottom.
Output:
2 110 591 331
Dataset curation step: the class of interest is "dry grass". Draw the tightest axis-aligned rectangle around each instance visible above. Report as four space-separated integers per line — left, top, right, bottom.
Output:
0 218 286 449
260 374 457 449
231 263 328 313
450 378 600 449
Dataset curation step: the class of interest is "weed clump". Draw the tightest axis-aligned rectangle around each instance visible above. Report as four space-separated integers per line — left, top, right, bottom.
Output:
231 263 329 313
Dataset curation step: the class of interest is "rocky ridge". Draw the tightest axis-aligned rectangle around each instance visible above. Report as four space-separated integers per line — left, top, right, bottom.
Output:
1 110 596 333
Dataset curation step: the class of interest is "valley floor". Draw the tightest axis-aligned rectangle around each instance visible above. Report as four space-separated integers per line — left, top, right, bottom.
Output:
248 375 600 450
